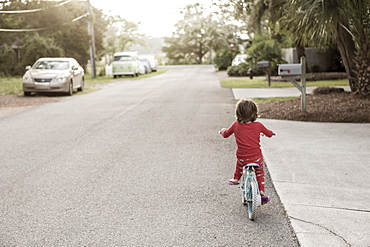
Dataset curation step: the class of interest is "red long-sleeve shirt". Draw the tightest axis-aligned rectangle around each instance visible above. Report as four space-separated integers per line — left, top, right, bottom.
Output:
221 121 274 159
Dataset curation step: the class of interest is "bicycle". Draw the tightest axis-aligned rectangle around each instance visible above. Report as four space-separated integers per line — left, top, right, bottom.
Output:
238 162 263 221
220 130 275 221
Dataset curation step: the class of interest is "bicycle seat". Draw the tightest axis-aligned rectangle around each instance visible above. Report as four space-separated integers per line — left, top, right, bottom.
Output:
244 163 260 168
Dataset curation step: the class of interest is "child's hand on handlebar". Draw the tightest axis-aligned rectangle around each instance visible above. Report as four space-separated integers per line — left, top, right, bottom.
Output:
218 128 226 134
261 132 277 137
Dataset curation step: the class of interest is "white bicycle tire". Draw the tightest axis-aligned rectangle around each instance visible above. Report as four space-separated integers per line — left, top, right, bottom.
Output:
247 180 259 221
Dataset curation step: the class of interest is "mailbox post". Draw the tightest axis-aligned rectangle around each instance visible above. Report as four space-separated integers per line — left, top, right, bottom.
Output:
257 61 271 86
278 56 307 112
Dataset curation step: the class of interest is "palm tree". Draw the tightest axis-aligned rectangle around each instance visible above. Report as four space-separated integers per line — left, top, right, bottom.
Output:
348 0 370 96
282 0 369 95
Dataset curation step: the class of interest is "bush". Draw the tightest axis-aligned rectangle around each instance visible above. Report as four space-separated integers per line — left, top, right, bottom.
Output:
214 49 239 70
311 64 320 72
227 63 250 76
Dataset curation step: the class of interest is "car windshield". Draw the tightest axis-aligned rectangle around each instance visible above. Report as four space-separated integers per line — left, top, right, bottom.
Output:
34 61 69 70
114 56 133 62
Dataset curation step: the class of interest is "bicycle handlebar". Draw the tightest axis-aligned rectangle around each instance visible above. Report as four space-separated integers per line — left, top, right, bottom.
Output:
261 132 277 137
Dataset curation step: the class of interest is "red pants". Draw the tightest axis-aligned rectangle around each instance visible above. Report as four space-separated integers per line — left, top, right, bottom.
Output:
234 157 265 193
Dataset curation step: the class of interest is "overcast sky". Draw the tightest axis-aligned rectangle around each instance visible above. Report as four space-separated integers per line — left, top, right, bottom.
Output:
89 0 215 38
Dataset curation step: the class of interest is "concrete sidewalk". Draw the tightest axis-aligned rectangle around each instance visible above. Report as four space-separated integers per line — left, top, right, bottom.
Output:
231 88 370 246
260 119 370 247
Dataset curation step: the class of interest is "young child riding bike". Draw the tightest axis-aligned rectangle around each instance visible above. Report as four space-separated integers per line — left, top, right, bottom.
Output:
219 99 275 204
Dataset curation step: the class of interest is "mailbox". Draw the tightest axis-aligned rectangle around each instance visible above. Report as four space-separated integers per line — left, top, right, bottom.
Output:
278 64 302 76
257 61 269 68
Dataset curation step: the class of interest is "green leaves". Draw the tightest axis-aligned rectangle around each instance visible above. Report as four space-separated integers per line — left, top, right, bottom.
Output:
0 0 107 75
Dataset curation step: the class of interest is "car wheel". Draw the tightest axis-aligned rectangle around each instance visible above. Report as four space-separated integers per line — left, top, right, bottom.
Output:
67 81 73 96
77 78 84 92
24 91 31 97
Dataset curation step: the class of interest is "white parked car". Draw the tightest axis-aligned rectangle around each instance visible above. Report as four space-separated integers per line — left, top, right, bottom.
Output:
232 54 248 66
112 52 140 78
22 57 84 96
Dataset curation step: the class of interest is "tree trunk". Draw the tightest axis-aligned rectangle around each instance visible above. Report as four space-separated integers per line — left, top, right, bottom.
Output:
336 24 357 92
296 45 305 61
354 45 370 97
296 44 307 71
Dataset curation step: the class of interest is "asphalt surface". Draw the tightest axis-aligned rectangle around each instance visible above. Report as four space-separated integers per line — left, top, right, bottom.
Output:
0 65 299 246
232 87 370 247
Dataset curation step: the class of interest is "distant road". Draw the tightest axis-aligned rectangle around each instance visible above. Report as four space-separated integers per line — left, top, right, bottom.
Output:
0 65 299 246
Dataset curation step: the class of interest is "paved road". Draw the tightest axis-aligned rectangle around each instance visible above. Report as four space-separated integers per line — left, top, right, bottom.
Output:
0 65 299 246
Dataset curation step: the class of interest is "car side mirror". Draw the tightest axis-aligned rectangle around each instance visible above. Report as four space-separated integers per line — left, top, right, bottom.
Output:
71 65 78 70
25 65 31 70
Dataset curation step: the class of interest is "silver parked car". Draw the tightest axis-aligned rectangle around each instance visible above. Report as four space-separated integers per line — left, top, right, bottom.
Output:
140 55 158 72
22 57 84 96
138 57 152 74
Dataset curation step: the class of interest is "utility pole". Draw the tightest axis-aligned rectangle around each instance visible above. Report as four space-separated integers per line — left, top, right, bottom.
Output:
86 0 96 78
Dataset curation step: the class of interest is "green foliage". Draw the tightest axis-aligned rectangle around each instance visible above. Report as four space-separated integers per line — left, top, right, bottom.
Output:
310 64 320 73
213 49 239 70
246 34 285 76
103 16 145 55
21 33 64 64
277 0 370 93
163 3 242 65
162 36 197 65
0 43 17 76
0 0 107 75
227 63 251 77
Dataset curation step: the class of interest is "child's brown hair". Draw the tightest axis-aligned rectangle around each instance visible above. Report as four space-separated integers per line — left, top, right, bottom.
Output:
235 99 258 124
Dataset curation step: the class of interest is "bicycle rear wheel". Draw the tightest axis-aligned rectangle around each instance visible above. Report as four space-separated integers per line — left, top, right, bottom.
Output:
247 180 259 221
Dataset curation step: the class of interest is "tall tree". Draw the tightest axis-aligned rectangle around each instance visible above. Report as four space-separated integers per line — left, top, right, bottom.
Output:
163 3 239 64
103 16 145 55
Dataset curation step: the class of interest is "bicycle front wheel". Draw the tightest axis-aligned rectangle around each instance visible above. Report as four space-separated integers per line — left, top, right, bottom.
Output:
247 180 259 221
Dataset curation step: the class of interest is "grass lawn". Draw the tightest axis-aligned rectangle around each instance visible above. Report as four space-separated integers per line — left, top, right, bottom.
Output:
251 97 297 104
0 68 168 96
0 77 23 96
222 77 350 103
220 78 349 88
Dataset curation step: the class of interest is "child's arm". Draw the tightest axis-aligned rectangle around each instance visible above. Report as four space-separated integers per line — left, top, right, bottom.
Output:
260 123 275 137
219 123 235 138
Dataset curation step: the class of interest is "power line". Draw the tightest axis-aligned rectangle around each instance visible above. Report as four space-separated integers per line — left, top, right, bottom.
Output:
0 13 89 32
0 0 88 32
0 0 74 14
